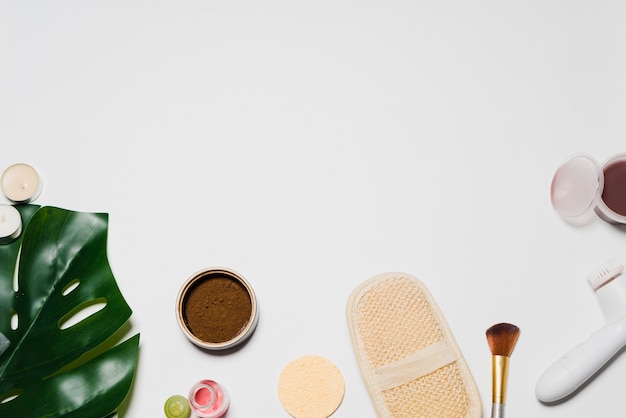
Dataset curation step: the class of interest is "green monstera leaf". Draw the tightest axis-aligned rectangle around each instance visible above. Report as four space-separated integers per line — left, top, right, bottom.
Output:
0 205 139 418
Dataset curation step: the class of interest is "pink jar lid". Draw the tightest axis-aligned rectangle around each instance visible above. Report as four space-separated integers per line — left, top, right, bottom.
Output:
550 154 603 221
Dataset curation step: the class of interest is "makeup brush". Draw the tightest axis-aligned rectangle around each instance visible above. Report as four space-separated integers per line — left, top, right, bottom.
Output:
486 322 520 418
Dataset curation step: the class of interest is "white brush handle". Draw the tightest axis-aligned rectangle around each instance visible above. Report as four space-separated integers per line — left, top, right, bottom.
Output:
536 318 626 402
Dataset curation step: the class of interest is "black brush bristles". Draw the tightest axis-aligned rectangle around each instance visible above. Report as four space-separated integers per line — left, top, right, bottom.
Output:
486 322 520 357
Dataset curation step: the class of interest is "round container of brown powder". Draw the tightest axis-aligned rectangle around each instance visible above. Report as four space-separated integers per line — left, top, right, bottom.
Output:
176 267 259 351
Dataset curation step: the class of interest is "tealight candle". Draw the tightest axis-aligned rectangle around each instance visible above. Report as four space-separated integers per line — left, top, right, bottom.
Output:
0 204 22 244
1 163 42 203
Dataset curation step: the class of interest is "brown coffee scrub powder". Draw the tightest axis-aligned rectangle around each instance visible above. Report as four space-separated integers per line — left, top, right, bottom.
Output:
183 275 252 343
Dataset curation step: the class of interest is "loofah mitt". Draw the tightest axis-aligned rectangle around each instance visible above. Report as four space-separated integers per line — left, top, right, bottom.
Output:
346 272 482 418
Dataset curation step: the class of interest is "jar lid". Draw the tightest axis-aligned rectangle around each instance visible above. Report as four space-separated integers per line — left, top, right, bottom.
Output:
550 154 604 220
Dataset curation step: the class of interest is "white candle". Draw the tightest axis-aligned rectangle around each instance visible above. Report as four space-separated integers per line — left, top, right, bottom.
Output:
1 163 42 203
0 204 22 244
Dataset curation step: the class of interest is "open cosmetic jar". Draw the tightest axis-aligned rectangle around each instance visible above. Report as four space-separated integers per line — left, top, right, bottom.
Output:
188 380 230 418
176 267 259 351
550 153 626 225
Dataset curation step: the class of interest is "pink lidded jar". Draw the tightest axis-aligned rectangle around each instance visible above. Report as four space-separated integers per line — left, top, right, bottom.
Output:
188 380 230 418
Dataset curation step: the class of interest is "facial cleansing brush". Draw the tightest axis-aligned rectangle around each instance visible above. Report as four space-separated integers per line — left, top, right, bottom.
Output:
536 258 626 403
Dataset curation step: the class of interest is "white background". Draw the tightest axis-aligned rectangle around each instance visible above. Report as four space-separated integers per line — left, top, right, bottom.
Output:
2 1 626 417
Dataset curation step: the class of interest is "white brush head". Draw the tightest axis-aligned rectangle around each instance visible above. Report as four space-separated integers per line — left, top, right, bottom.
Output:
587 258 625 290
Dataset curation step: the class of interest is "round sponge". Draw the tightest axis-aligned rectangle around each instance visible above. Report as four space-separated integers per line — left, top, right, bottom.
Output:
278 355 345 418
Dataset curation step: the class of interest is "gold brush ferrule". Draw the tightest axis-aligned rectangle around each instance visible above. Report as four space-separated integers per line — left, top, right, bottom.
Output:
491 355 510 404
